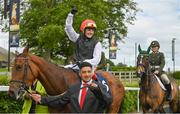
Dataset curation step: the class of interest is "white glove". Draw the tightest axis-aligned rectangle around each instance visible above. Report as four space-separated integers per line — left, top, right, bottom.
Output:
154 70 159 74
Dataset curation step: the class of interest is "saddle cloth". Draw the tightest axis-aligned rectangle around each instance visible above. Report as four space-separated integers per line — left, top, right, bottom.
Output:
95 73 110 92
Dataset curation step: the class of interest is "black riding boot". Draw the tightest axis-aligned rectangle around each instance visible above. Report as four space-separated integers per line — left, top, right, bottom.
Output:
165 84 172 101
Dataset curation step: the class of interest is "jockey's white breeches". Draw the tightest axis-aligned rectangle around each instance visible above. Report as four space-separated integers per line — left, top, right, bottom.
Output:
160 73 170 84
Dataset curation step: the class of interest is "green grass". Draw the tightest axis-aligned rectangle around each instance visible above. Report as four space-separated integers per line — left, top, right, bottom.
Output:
0 68 8 72
176 80 180 85
122 79 180 87
0 76 10 85
122 80 139 87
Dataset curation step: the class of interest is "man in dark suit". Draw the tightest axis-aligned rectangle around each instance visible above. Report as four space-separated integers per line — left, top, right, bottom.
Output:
31 62 112 113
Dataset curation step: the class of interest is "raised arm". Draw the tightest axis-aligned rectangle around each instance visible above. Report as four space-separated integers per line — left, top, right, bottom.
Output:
65 13 80 42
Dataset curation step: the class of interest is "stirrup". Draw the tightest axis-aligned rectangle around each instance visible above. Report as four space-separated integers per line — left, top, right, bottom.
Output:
166 94 172 101
166 97 172 101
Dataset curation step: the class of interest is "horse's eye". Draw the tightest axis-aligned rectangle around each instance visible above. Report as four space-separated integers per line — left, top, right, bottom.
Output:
16 65 22 71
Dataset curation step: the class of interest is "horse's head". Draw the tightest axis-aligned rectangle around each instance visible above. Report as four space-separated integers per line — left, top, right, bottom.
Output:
8 47 38 100
136 45 150 78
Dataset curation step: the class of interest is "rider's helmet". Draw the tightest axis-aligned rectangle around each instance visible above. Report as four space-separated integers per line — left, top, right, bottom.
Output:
80 19 97 32
150 41 160 48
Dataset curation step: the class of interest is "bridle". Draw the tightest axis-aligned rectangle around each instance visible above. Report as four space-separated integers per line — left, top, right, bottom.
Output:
137 54 155 90
137 55 147 76
10 56 36 94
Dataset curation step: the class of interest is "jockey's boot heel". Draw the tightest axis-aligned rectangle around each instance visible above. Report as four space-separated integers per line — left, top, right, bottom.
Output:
165 84 172 101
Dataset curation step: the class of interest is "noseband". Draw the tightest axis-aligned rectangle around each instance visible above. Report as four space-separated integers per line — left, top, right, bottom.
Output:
137 55 152 88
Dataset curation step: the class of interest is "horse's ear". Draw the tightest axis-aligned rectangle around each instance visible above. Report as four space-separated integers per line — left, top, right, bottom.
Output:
147 46 151 54
138 44 142 53
23 47 29 55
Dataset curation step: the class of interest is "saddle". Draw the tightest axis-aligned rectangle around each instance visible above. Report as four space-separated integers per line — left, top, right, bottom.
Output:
154 74 166 90
154 74 173 91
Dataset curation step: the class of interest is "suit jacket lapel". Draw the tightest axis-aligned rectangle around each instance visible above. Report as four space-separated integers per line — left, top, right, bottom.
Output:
71 83 82 111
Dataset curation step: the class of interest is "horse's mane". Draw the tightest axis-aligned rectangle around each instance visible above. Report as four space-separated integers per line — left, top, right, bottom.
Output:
27 53 69 71
17 52 78 80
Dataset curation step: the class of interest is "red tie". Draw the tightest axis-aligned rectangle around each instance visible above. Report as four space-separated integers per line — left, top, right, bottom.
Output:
80 83 88 109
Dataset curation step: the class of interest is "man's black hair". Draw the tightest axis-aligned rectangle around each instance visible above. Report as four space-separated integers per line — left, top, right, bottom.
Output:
79 62 92 69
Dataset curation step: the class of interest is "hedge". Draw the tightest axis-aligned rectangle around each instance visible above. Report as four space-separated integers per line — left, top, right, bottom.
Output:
112 66 136 71
172 71 180 79
121 91 137 112
0 92 23 113
0 76 23 113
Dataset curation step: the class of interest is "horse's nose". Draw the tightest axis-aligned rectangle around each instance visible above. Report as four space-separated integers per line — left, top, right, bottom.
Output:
136 72 142 77
8 90 16 99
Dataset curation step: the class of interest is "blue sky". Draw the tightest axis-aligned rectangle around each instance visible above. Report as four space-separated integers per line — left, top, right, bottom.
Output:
0 0 180 71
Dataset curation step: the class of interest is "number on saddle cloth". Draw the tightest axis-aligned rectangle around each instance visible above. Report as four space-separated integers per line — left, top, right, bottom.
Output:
96 73 110 93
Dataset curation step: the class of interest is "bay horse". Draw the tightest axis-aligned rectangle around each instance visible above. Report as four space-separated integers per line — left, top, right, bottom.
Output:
8 47 125 113
137 45 179 113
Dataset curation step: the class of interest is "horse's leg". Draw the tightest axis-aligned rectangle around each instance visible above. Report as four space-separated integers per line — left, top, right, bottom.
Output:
109 102 121 113
150 106 159 113
157 100 165 113
169 81 179 112
169 99 179 112
149 102 161 113
142 105 149 113
108 82 125 113
158 105 165 113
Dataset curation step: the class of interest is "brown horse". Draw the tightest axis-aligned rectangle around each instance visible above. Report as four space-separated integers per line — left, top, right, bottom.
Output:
8 47 125 113
137 45 179 113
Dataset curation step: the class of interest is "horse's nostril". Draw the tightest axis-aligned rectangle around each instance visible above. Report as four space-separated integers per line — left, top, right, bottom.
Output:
8 91 15 99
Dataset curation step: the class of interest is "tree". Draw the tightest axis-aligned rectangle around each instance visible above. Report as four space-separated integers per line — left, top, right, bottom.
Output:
19 0 139 62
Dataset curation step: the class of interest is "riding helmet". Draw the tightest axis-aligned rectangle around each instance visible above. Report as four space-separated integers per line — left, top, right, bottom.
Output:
80 19 97 32
150 41 160 48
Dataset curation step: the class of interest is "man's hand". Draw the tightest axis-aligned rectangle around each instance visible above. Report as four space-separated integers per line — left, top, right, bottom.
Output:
89 83 100 92
30 94 42 103
90 82 98 88
71 6 78 15
89 82 102 99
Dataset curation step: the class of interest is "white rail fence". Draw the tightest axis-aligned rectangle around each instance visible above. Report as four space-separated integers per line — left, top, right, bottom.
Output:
0 86 9 91
110 71 138 83
0 72 11 76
